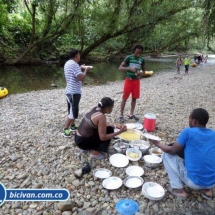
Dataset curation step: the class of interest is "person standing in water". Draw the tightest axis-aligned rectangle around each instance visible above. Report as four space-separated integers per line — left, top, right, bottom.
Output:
118 44 145 123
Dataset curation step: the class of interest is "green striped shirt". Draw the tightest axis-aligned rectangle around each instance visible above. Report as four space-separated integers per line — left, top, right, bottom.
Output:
124 54 145 79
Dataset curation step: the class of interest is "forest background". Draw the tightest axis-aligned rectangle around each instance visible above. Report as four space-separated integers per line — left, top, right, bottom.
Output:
0 0 215 65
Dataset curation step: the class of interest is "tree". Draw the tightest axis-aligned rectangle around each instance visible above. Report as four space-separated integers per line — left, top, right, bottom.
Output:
203 0 215 52
8 0 85 64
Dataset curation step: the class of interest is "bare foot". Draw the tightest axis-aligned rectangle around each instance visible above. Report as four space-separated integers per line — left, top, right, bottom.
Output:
167 185 188 199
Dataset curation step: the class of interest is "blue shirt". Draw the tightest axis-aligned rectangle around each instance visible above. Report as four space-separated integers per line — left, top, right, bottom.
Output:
177 127 215 186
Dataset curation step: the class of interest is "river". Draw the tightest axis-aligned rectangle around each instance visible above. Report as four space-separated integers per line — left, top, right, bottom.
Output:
1 55 215 94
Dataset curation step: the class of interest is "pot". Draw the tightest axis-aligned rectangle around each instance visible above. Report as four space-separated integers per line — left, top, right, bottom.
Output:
113 141 130 154
129 140 150 154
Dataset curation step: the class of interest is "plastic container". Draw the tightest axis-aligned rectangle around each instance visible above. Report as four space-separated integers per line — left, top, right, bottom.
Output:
116 199 139 215
143 113 156 132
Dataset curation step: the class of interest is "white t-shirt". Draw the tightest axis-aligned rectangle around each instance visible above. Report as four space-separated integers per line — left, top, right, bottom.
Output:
64 59 82 94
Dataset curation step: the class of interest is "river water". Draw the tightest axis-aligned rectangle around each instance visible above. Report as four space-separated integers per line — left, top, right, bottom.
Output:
1 55 215 94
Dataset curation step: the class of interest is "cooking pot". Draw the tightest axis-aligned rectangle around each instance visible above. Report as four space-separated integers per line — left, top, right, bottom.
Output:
113 141 130 154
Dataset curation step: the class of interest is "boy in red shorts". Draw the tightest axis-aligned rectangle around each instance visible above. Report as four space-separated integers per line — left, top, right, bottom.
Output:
119 44 145 123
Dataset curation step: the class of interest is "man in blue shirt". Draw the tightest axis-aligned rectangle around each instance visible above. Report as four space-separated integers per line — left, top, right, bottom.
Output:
150 108 215 200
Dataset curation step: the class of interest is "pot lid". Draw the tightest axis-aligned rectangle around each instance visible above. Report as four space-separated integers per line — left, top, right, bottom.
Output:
116 199 139 215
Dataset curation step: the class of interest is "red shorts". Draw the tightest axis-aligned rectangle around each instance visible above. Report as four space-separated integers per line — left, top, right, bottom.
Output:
122 78 140 100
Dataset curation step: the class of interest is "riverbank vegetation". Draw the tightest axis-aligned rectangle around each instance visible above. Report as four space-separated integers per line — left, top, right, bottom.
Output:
0 0 215 65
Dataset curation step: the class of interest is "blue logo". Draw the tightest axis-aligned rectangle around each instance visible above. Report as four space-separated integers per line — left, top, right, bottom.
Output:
0 182 6 206
0 182 70 206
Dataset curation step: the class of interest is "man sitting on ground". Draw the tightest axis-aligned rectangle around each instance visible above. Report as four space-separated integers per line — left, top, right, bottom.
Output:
150 108 215 200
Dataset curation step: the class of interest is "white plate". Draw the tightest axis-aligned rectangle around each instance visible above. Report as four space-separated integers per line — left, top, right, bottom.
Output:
109 153 129 167
134 122 143 130
126 166 144 177
102 177 122 190
125 123 136 129
143 133 161 141
124 176 144 188
142 182 165 199
93 168 112 179
82 65 93 69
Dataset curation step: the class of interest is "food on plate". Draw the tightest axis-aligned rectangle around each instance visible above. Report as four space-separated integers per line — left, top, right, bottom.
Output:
128 152 139 159
118 131 141 141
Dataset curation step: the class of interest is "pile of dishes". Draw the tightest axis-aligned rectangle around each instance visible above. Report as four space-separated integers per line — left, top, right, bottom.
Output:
142 182 165 200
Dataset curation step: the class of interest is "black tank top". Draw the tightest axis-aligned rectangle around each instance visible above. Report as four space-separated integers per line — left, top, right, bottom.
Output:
78 106 102 138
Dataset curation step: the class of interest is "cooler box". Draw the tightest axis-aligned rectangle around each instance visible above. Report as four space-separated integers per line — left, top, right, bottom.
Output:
143 113 156 132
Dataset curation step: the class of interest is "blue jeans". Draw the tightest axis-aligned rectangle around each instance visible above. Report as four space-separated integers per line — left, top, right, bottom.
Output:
163 153 215 190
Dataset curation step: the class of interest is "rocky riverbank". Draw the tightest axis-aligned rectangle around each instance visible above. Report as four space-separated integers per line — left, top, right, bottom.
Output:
0 63 215 215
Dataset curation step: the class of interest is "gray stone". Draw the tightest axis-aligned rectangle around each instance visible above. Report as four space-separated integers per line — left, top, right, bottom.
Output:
62 212 72 215
74 169 82 177
43 211 51 215
57 200 76 212
72 179 80 187
83 202 91 209
53 210 62 215
10 154 20 161
207 200 215 208
16 173 28 179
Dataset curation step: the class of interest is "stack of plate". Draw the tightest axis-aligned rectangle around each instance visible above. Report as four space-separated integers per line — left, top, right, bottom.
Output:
142 182 165 200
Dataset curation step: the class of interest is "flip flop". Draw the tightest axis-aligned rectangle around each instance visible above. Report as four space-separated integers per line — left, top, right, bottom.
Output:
128 115 139 121
167 185 187 200
90 152 107 160
201 190 213 200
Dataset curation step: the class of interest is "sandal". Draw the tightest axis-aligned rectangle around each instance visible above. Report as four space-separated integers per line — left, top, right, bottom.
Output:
167 185 187 200
119 116 125 123
201 189 213 200
90 152 107 160
128 115 139 121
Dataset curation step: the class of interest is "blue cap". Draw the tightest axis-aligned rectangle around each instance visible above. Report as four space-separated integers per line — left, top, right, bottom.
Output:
116 199 139 215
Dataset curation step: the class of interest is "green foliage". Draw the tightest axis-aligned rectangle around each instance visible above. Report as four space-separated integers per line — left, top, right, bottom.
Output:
1 0 215 63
